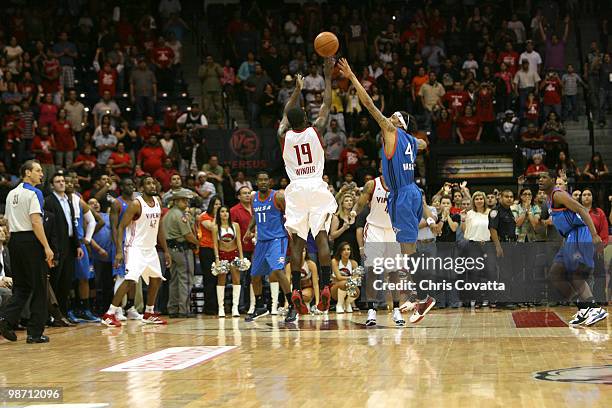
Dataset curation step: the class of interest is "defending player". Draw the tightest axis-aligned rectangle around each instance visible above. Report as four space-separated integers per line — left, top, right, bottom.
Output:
538 171 608 326
101 176 171 327
244 171 297 322
278 58 338 315
338 58 436 324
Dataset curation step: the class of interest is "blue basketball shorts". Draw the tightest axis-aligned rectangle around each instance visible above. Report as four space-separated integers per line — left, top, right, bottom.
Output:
251 237 288 276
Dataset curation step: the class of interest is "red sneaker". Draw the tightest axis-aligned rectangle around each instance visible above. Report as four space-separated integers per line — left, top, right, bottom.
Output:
291 290 309 315
101 313 122 327
317 285 331 312
409 295 436 324
142 312 167 324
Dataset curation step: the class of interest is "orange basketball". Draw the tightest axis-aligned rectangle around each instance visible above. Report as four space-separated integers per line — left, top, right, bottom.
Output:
314 32 339 57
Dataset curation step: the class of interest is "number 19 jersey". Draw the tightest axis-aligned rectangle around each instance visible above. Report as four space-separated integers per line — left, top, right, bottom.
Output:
283 127 325 182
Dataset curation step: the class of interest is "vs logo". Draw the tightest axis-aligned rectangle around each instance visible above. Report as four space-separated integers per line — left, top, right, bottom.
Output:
230 129 260 159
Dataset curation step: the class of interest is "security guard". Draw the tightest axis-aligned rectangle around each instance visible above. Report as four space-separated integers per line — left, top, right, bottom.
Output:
164 189 199 317
489 189 518 308
0 160 54 343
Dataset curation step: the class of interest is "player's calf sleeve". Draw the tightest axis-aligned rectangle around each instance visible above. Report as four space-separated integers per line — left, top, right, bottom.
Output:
291 271 301 293
321 265 331 287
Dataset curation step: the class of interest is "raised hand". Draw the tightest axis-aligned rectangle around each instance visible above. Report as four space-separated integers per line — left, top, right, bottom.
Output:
324 57 334 77
337 58 354 79
295 73 304 90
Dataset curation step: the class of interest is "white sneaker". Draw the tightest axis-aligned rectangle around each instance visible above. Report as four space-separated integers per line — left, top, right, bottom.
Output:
399 300 416 312
115 308 127 321
271 303 278 315
583 307 608 326
392 308 405 327
336 301 345 314
126 307 143 320
366 309 377 326
346 302 353 313
568 308 590 326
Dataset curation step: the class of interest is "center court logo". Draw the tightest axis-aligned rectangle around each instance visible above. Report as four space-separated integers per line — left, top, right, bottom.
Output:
534 365 612 384
230 129 260 158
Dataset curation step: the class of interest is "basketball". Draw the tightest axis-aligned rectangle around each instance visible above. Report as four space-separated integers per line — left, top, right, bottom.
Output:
314 31 339 57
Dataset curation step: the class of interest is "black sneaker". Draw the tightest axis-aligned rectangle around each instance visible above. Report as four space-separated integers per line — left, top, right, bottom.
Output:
26 334 50 344
245 307 270 322
284 306 298 323
0 318 17 341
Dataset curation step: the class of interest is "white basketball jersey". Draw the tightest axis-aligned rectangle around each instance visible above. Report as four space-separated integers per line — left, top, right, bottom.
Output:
283 127 325 181
125 196 161 249
366 177 393 229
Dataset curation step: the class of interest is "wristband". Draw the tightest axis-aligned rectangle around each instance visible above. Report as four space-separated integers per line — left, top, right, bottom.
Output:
426 217 436 226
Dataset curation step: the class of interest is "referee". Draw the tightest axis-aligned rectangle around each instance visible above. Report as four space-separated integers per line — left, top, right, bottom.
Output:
0 160 54 343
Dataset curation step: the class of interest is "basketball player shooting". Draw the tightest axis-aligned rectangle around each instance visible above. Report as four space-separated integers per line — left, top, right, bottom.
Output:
338 58 436 323
278 57 338 316
101 176 171 327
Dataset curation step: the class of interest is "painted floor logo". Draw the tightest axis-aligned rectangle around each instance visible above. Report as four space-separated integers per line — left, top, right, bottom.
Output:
101 346 237 372
534 365 612 384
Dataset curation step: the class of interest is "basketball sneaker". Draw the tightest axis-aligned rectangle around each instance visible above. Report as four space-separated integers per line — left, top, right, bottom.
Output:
392 308 405 327
365 309 377 326
285 306 298 323
398 300 416 313
568 308 591 326
101 313 122 327
142 312 167 324
409 295 436 324
583 307 608 326
317 285 331 312
245 307 270 322
126 307 143 320
291 289 309 315
115 308 127 321
81 309 101 323
67 310 84 324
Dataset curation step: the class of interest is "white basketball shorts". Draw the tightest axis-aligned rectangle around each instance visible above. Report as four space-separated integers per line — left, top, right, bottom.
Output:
124 246 165 284
363 223 400 267
284 179 338 240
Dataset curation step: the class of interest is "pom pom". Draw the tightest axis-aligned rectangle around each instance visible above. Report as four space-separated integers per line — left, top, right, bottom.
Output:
345 266 365 297
231 257 251 271
211 260 230 276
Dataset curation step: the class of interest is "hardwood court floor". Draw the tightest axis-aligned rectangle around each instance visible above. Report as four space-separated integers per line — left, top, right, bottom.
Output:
1 307 610 408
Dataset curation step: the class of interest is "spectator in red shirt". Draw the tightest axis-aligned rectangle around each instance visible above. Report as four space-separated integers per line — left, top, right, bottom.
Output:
2 107 24 170
434 108 453 143
164 104 181 131
108 141 133 178
152 36 175 93
475 83 496 143
456 105 482 143
497 41 520 76
540 70 563 120
443 81 470 120
338 137 363 180
93 47 123 98
229 185 254 312
153 157 179 192
31 125 55 179
39 93 58 128
137 134 166 175
138 115 161 141
52 108 76 168
525 153 548 178
41 55 61 98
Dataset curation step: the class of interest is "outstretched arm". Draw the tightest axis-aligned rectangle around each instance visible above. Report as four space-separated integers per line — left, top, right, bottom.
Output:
338 58 395 153
278 74 304 143
313 57 333 133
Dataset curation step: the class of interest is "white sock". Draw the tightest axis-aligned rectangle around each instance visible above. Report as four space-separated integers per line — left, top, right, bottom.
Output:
270 282 279 305
107 304 118 315
145 305 154 313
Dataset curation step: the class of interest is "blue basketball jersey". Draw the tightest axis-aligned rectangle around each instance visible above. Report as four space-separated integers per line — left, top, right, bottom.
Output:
381 128 418 192
253 190 285 241
92 213 113 262
117 197 129 220
547 188 589 238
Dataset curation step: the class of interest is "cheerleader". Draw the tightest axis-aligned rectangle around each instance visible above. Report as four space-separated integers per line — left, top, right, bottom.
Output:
331 242 359 313
285 249 319 313
213 206 244 317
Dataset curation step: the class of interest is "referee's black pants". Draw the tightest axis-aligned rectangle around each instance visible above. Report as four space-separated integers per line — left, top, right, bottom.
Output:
0 232 48 337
